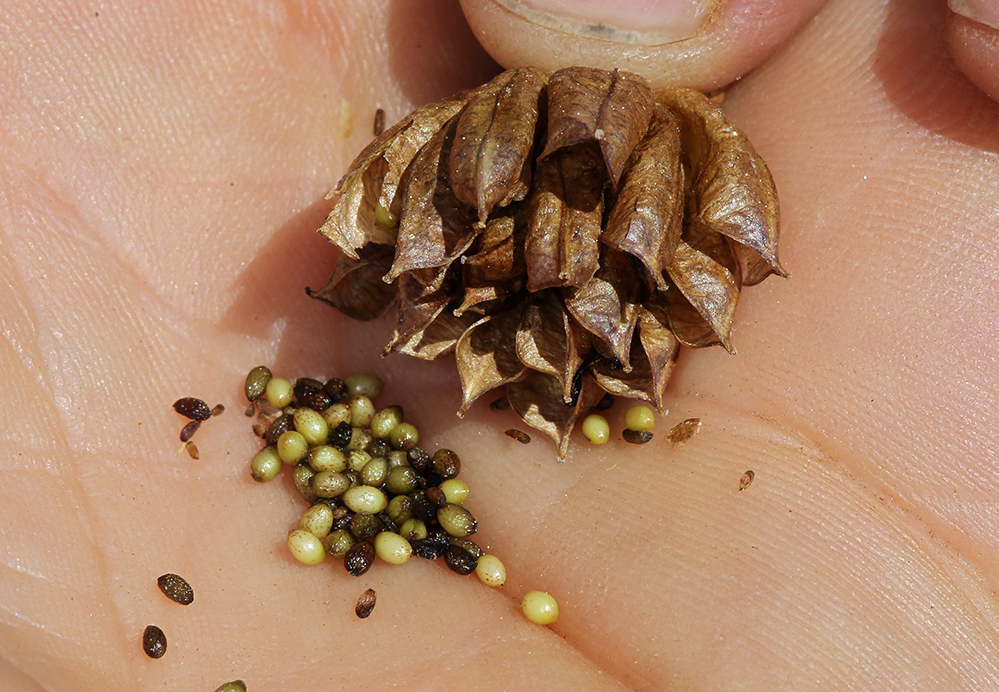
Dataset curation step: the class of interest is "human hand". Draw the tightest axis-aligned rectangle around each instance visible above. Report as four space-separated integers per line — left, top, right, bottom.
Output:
2 0 998 690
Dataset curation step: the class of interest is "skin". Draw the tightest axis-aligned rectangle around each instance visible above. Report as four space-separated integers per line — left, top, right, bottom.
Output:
2 0 999 689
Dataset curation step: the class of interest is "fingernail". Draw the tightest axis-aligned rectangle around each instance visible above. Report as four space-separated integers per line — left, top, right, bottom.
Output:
950 0 999 29
492 0 717 45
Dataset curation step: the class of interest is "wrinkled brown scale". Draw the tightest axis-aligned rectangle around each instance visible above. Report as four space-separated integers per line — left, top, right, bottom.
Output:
311 66 786 458
667 417 702 447
739 469 755 491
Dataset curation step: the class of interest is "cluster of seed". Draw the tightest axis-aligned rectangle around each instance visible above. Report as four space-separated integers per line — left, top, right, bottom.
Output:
173 396 224 459
580 404 657 446
244 366 507 589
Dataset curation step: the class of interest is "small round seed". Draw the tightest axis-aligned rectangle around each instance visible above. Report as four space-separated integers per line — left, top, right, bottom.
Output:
311 471 350 499
522 590 559 625
426 486 447 508
277 430 309 464
264 413 293 446
361 456 390 487
323 529 356 560
432 449 460 479
369 406 403 438
264 376 294 408
173 397 211 421
504 429 531 444
447 536 483 558
322 403 351 428
292 461 318 503
356 588 377 618
386 495 414 525
343 486 388 515
328 420 353 448
437 503 477 537
300 503 335 539
323 377 348 402
287 529 325 565
179 419 201 442
439 478 469 505
624 405 656 432
582 414 610 445
398 518 428 541
294 378 332 411
214 681 247 692
347 449 372 473
250 446 282 482
346 427 373 452
385 466 419 495
389 423 419 450
344 540 375 576
622 428 653 445
293 407 329 447
308 445 347 473
443 544 477 575
475 554 507 587
245 365 272 402
739 469 755 491
157 573 194 605
350 512 382 540
374 531 413 565
345 373 383 399
348 396 376 428
142 625 167 658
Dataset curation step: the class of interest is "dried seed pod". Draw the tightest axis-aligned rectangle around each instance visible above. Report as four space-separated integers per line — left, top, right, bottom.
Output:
174 397 211 421
142 625 167 658
667 418 701 447
157 573 194 605
356 588 377 618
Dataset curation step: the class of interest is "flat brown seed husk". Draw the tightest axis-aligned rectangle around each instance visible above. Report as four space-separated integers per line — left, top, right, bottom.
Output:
356 588 377 618
668 418 702 447
504 428 531 444
739 469 755 491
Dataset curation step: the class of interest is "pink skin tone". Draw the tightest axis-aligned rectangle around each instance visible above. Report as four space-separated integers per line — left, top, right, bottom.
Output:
2 0 999 690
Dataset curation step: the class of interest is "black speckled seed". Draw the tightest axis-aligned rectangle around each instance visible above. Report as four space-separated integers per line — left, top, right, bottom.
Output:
174 397 211 421
407 447 431 474
323 378 348 403
623 429 654 444
329 421 353 449
592 393 615 411
426 486 447 508
344 540 375 576
432 449 460 479
180 420 201 442
157 573 194 605
411 533 449 560
356 588 377 618
142 625 167 658
294 379 331 411
264 413 293 446
443 544 478 575
504 428 530 444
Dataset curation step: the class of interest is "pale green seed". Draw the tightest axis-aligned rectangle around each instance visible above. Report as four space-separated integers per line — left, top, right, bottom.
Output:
374 203 396 229
389 422 419 450
387 450 409 468
311 471 350 499
386 495 414 525
398 518 427 541
322 403 351 428
373 531 412 565
250 446 282 482
361 456 390 487
346 427 373 452
624 405 655 432
437 503 477 537
348 396 376 428
439 478 470 505
293 407 329 447
522 590 559 625
345 373 383 399
322 529 356 560
265 376 293 408
369 406 403 438
300 503 334 539
288 529 325 565
581 414 611 445
347 449 372 473
384 466 419 495
343 486 387 515
475 554 507 588
277 430 309 464
308 445 347 473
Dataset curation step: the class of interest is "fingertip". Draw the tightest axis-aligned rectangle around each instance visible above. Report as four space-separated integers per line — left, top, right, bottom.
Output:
459 0 829 90
946 1 999 103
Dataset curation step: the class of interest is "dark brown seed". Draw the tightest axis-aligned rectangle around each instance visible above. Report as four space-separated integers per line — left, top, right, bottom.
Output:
432 449 460 479
179 420 201 442
264 413 293 446
408 490 434 524
323 378 348 403
373 108 385 137
210 403 225 417
329 421 353 449
426 486 447 507
185 441 200 459
157 573 194 605
252 423 267 438
739 469 755 491
592 393 615 411
356 588 377 618
173 397 211 421
490 396 511 412
443 544 478 575
412 533 449 560
407 447 432 474
623 428 653 445
447 536 483 558
504 428 531 444
344 540 375 576
142 625 167 658
294 379 332 410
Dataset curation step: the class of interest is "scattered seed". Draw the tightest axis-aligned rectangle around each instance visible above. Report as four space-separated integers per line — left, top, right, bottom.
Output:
622 429 653 445
443 544 478 575
407 447 431 474
475 554 506 587
350 512 382 540
739 469 755 491
385 466 419 496
293 407 329 447
370 406 403 438
439 478 469 505
157 573 194 605
343 485 387 514
250 446 282 482
581 414 610 445
398 518 428 541
356 588 377 618
185 441 200 459
308 445 347 473
389 422 419 450
210 403 225 417
624 405 656 432
300 503 335 539
288 529 326 565
294 378 331 411
264 413 293 446
251 423 267 438
323 529 356 560
344 540 375 576
142 625 167 658
311 470 350 499
214 681 247 692
174 397 211 421
277 430 309 465
329 421 353 448
373 107 385 136
447 536 483 558
292 461 318 502
521 590 558 625
490 396 510 411
437 503 477 537
245 365 272 402
344 373 383 399
412 533 449 560
668 418 701 447
180 419 201 442
504 428 531 444
426 486 447 507
264 376 294 408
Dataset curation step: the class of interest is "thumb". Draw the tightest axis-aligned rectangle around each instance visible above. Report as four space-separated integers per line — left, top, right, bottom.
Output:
458 0 829 90
947 0 999 103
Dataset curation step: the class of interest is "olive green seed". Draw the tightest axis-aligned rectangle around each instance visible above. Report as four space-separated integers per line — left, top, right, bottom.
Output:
344 540 375 576
624 405 656 432
622 428 653 444
386 495 414 525
300 503 335 539
250 446 282 482
347 449 372 473
475 554 507 588
287 529 326 565
387 450 409 468
142 624 167 658
293 407 329 447
346 427 373 452
311 470 350 499
308 445 347 473
322 402 351 428
448 536 483 558
323 529 356 560
431 448 460 479
343 486 388 515
264 376 294 408
374 531 413 565
369 406 403 438
437 503 477 537
292 461 318 503
385 466 419 495
277 430 309 464
439 478 469 505
369 437 393 457
344 373 383 399
398 518 428 541
245 365 272 402
581 414 611 445
389 422 419 450
361 456 390 487
356 587 377 619
522 590 559 625
350 512 382 540
348 395 376 428
213 681 247 692
157 573 194 605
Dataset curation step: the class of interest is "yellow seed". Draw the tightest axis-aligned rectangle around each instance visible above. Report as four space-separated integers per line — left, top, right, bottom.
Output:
624 405 655 432
389 422 419 450
250 446 282 482
342 486 387 515
581 414 610 445
346 427 373 451
308 445 347 473
439 478 470 505
369 405 403 438
322 403 351 428
398 518 427 541
347 449 372 473
373 531 413 565
348 396 376 428
344 373 383 399
293 407 329 446
374 203 396 229
287 529 325 565
265 376 293 408
299 503 334 539
277 430 309 464
475 554 506 587
522 590 559 625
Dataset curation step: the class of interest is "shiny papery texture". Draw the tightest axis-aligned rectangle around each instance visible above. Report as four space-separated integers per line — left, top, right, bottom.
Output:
310 67 787 459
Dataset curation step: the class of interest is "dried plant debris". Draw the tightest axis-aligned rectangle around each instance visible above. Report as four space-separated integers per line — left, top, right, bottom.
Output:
667 418 702 447
310 66 786 458
373 108 386 137
504 428 531 444
356 588 377 618
739 469 755 491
